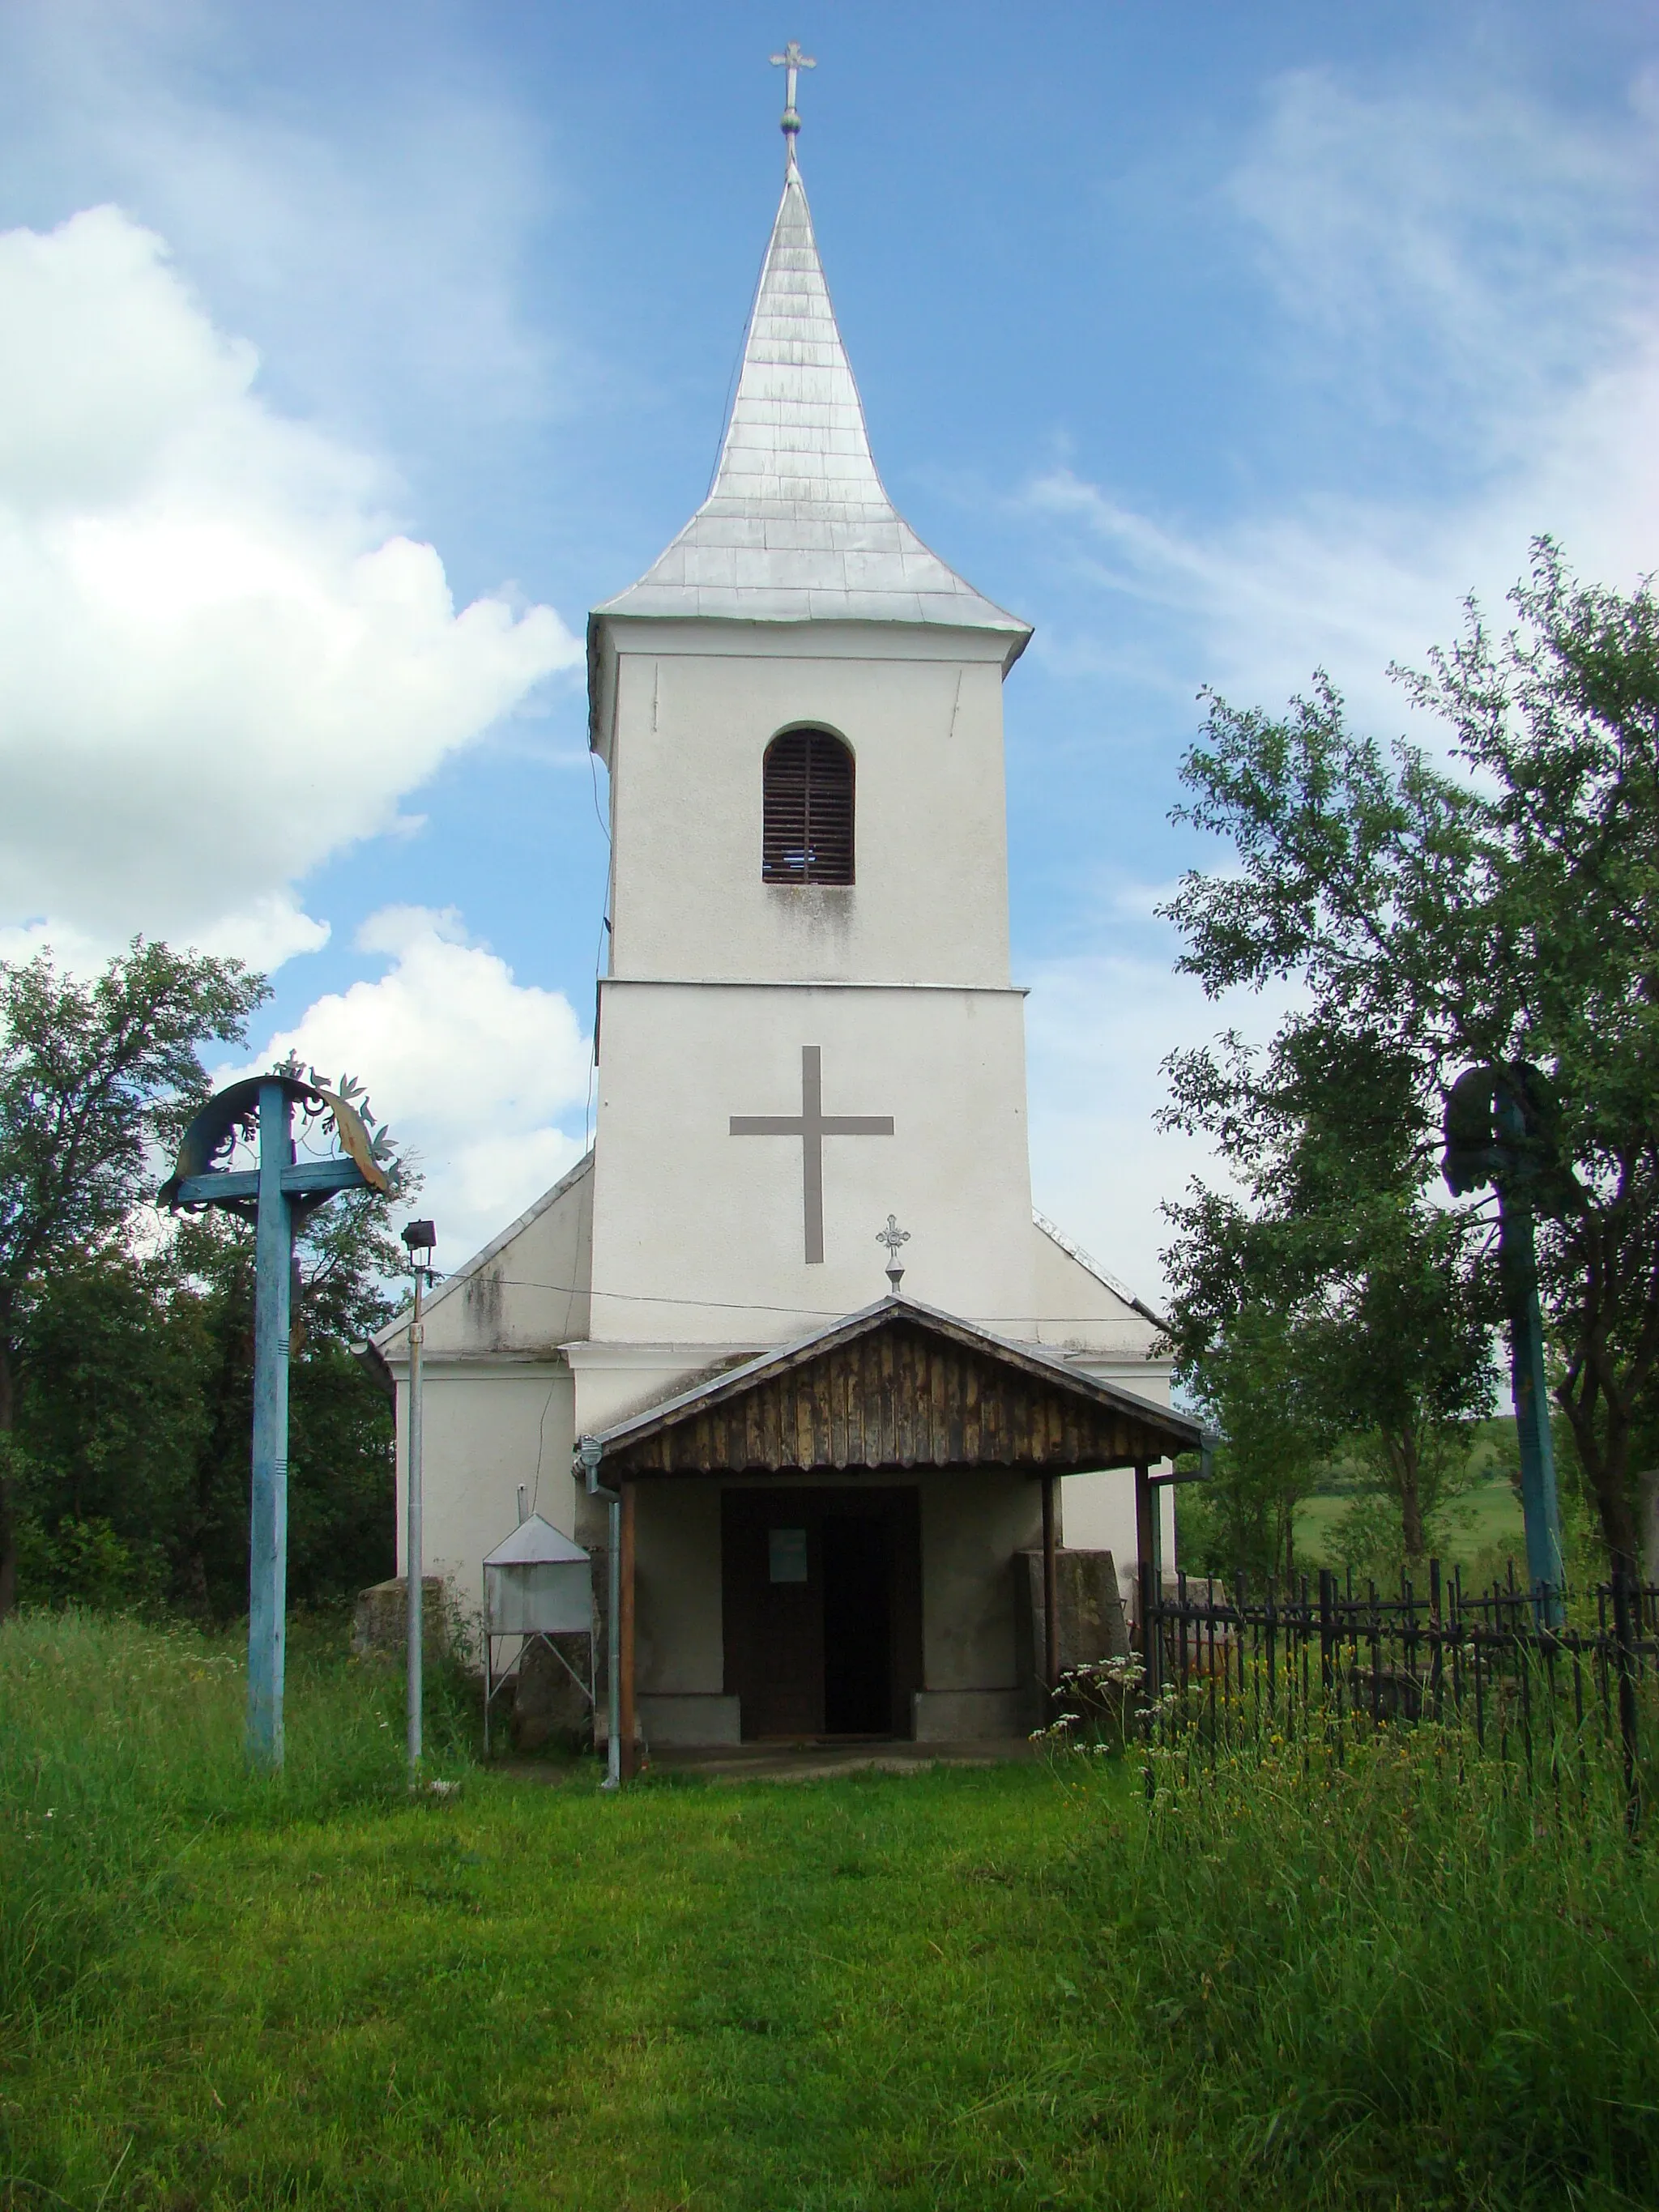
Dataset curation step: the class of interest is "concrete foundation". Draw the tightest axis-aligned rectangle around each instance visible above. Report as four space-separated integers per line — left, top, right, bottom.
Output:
912 1689 1026 1739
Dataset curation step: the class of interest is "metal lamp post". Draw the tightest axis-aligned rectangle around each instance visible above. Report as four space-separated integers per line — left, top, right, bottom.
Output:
402 1219 437 1775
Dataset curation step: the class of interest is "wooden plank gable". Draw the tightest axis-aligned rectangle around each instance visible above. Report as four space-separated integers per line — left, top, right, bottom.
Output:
606 1317 1179 1477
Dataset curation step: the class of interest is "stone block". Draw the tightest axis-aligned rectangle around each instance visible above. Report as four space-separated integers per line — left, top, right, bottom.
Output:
1014 1549 1132 1724
352 1576 451 1664
1128 1567 1226 1632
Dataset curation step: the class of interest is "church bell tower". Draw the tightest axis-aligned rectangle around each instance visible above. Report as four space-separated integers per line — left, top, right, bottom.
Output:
584 76 1044 1359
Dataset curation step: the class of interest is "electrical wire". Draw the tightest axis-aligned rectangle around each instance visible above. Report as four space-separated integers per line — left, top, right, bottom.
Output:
425 1272 1164 1332
530 1372 559 1522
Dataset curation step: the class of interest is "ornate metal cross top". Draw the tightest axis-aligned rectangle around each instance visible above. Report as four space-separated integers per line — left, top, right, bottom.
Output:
770 40 816 165
731 1044 893 1264
877 1214 911 1294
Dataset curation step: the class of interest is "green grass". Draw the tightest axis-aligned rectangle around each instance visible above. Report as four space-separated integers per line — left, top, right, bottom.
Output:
1295 1473 1526 1576
5 1613 1659 2209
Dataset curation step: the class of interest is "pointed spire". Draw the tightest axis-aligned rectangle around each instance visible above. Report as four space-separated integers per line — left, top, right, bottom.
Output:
706 168 890 532
595 163 1029 660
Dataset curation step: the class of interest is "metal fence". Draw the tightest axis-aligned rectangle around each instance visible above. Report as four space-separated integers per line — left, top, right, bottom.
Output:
1140 1561 1658 1834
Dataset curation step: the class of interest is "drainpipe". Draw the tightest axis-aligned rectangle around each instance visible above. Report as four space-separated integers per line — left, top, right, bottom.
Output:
577 1435 621 1789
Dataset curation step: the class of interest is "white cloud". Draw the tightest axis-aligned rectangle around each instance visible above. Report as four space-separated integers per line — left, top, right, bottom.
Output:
1026 950 1293 1309
231 906 591 1265
0 5 556 441
1029 69 1659 731
1226 70 1650 448
0 206 579 966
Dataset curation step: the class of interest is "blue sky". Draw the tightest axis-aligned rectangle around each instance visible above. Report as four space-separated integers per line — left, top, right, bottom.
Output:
0 1 1654 1293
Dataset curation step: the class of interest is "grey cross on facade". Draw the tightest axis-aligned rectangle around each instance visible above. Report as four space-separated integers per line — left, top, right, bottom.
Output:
731 1045 893 1264
770 40 816 164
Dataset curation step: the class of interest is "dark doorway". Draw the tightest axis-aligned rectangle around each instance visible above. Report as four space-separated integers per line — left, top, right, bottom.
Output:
822 1516 891 1733
722 1488 921 1741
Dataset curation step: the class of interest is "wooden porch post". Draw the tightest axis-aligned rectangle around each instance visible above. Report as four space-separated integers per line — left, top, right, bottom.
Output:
1133 1460 1161 1698
1041 1473 1060 1693
618 1477 638 1779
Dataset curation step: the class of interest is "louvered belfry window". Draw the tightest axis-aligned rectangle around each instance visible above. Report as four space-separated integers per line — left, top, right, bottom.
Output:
762 730 855 884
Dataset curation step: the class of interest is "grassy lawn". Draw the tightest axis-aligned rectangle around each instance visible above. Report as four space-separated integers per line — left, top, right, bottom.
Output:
9 1763 1126 2210
1295 1473 1526 1575
6 1613 1659 2210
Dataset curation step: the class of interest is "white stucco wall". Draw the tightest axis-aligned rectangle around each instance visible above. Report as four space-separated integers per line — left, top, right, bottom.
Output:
391 1362 577 1632
599 622 1013 990
917 1471 1043 1693
379 586 1188 1662
590 979 1038 1343
410 1156 594 1360
633 1480 724 1694
1059 1468 1177 1594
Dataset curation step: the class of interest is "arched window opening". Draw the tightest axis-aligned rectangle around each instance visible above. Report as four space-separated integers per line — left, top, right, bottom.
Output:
762 730 855 884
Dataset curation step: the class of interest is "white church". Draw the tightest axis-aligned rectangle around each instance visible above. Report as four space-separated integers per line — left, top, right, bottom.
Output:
378 72 1197 1756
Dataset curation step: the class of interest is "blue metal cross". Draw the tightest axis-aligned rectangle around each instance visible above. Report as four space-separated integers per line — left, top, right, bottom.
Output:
161 1072 390 1767
1444 1061 1574 1627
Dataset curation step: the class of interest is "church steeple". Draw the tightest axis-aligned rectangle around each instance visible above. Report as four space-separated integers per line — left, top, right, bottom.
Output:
595 151 1029 662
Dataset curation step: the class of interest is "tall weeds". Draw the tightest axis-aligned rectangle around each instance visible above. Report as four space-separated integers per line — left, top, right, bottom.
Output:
0 1609 469 2026
1073 1724 1659 2206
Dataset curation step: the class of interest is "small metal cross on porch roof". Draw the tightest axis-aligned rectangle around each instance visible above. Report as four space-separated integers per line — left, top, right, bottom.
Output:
731 1044 893 1264
770 40 815 165
877 1215 910 1293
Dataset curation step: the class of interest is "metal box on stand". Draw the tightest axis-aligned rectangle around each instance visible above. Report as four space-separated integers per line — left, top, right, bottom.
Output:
482 1514 594 1752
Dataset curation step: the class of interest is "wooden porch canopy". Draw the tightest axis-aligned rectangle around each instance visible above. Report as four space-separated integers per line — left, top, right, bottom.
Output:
586 1295 1202 1479
582 1298 1201 1781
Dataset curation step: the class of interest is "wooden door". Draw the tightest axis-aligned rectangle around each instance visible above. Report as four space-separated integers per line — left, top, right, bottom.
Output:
722 1494 825 1737
722 1488 923 1741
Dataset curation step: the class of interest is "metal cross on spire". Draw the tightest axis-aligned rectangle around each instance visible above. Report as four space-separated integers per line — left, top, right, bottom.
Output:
770 40 816 168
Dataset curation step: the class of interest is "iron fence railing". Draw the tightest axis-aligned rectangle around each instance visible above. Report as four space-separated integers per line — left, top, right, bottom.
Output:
1137 1561 1657 1834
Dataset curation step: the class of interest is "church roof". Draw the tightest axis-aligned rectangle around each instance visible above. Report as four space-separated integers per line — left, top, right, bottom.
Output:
593 163 1030 662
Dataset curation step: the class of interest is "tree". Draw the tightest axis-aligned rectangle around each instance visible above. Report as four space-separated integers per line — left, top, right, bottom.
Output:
160 1186 405 1616
1171 1295 1331 1584
11 1175 404 1618
11 1247 210 1604
0 941 267 1615
1160 543 1659 1570
1160 1033 1495 1567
